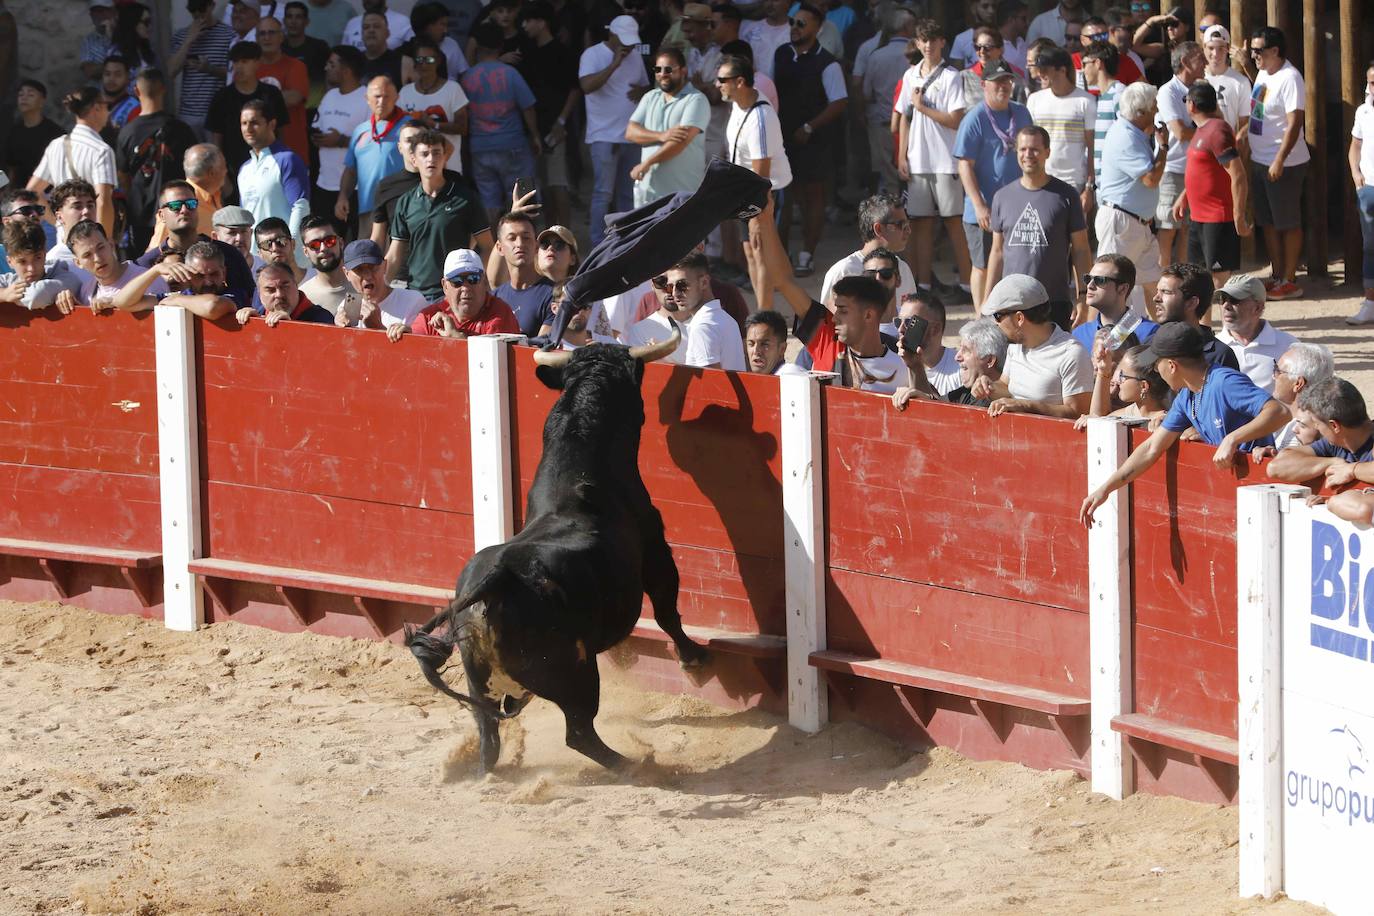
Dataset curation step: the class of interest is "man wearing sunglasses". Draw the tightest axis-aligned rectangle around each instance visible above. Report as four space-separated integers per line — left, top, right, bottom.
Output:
660 251 746 370
1069 253 1157 352
134 183 254 309
298 215 358 322
627 49 709 208
975 273 1093 419
252 217 309 286
1246 26 1307 301
411 247 520 338
0 188 57 277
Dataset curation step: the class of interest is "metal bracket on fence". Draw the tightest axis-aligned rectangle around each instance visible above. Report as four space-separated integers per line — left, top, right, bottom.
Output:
154 305 204 631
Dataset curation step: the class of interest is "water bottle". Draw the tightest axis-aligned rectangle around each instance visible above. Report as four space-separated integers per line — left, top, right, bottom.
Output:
1106 309 1144 350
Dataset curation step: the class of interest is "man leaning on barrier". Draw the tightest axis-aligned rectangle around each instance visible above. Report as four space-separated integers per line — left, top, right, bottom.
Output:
1266 379 1374 519
1080 321 1289 526
974 273 1093 419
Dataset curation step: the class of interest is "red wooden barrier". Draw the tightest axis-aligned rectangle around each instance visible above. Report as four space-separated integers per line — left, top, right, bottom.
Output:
507 351 788 710
1123 427 1257 802
819 388 1092 774
193 319 475 638
0 310 162 616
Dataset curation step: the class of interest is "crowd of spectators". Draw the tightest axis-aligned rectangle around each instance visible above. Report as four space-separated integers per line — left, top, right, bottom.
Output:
3 0 1371 521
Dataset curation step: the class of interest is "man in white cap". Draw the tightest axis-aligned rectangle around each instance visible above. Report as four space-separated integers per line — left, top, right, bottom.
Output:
579 14 649 246
412 248 520 338
973 273 1093 418
1201 24 1250 143
1214 273 1296 393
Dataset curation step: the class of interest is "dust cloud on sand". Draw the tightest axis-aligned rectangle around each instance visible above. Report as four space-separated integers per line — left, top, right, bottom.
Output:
0 601 1315 915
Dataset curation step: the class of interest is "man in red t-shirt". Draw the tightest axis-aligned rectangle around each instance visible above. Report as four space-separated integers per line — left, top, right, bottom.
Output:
1173 81 1250 290
412 248 521 337
256 16 312 161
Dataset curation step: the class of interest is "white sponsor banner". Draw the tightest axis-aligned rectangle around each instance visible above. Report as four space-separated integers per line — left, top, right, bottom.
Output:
1279 506 1374 915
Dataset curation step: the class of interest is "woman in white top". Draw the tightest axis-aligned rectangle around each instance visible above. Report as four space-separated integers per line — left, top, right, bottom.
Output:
27 88 118 239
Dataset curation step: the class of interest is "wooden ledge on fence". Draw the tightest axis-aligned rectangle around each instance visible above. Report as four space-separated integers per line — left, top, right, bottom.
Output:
631 618 786 659
809 650 1090 715
0 537 162 607
187 557 454 636
1110 713 1239 766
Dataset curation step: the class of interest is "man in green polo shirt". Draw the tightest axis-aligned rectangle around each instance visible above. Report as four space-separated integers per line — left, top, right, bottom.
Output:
625 47 710 208
385 128 491 300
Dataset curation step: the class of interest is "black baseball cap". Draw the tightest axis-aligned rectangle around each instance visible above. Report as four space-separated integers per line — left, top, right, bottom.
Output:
1140 321 1206 363
982 60 1016 81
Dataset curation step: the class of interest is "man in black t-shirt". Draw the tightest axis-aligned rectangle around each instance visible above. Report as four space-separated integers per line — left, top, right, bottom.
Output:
116 69 197 255
5 80 64 188
517 1 581 228
282 1 332 105
206 42 290 174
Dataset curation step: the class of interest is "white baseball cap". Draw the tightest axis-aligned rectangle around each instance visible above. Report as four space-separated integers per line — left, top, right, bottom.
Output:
443 248 485 281
1203 24 1230 45
609 14 640 45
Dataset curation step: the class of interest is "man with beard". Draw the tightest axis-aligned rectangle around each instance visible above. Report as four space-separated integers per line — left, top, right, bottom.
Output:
235 260 333 325
626 48 709 208
135 183 254 308
659 251 745 370
1151 261 1236 369
299 215 357 321
110 238 241 318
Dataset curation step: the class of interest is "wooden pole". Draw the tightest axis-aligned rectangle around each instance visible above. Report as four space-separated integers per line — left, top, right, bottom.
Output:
1232 0 1253 269
1341 0 1364 288
1267 0 1286 40
1195 0 1208 30
1304 0 1329 278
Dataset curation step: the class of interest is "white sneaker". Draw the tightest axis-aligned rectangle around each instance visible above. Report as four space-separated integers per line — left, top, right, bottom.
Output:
1346 300 1374 326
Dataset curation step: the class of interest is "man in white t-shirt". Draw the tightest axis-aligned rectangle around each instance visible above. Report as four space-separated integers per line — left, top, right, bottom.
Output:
62 220 164 313
342 0 411 51
663 251 745 370
1201 25 1250 145
718 52 789 310
819 192 915 307
896 19 971 297
1246 27 1309 301
1026 0 1084 47
314 46 370 221
1154 41 1204 269
739 0 790 79
974 273 1093 418
622 278 689 363
579 15 650 246
337 238 427 341
1025 45 1095 212
1346 62 1374 325
897 289 961 396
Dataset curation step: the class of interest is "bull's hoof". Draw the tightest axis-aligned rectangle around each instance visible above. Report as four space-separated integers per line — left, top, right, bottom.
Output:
678 644 711 670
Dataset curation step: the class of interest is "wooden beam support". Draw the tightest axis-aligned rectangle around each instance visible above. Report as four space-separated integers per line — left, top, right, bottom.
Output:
37 558 70 600
1049 714 1090 759
970 698 1010 743
1302 0 1328 278
352 595 387 639
1194 753 1239 802
118 566 156 609
274 584 311 628
892 683 933 727
1124 735 1165 781
1341 0 1364 287
200 576 233 618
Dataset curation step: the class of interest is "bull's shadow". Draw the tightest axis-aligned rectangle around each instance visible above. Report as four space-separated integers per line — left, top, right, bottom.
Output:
649 366 784 703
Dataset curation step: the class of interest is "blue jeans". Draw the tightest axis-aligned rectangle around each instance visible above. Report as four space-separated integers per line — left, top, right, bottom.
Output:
1358 185 1374 287
471 145 537 211
588 141 636 246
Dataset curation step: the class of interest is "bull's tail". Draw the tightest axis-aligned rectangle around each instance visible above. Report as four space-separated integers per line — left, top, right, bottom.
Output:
402 566 509 715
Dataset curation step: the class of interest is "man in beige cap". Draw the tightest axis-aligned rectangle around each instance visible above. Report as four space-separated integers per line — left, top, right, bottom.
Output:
974 273 1093 419
1214 273 1297 393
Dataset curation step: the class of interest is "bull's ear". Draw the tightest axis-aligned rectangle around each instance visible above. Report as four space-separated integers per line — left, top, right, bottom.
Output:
535 364 566 390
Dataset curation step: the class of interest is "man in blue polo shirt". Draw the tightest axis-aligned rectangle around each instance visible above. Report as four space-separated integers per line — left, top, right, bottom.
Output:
1070 253 1157 351
1080 321 1288 525
336 75 412 237
1096 80 1168 308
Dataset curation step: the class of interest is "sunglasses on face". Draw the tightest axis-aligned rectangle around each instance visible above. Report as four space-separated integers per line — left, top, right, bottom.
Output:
415 55 438 64
1250 45 1269 55
1115 370 1147 382
974 43 1000 51
539 238 568 252
449 271 484 286
304 234 340 251
652 276 692 294
714 74 740 84
161 198 199 212
788 17 808 27
992 309 1019 322
258 235 292 249
1084 273 1121 288
1084 31 1109 41
653 65 678 73
4 204 43 218
864 267 896 280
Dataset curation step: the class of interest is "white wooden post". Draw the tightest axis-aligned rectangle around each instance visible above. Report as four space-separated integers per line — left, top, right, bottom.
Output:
1237 484 1303 897
781 373 826 733
154 305 203 631
1086 417 1132 799
467 335 519 550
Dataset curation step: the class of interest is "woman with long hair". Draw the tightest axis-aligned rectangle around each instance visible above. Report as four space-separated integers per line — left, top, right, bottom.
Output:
113 3 159 75
26 88 117 238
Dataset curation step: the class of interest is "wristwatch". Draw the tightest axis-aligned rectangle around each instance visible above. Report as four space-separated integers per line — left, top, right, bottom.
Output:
802 123 813 135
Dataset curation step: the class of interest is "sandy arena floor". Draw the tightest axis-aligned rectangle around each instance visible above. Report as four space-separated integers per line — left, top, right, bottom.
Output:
0 600 1322 916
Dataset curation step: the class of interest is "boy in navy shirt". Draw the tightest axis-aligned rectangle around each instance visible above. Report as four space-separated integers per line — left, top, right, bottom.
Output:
1080 321 1288 525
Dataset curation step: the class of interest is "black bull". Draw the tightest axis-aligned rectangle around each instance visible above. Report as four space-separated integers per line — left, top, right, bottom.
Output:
404 331 710 771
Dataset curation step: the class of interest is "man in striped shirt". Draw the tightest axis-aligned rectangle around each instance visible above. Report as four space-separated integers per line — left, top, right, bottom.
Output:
167 0 236 133
1081 41 1123 187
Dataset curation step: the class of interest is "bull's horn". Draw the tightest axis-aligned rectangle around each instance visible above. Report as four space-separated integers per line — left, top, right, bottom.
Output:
627 324 681 363
532 347 574 367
